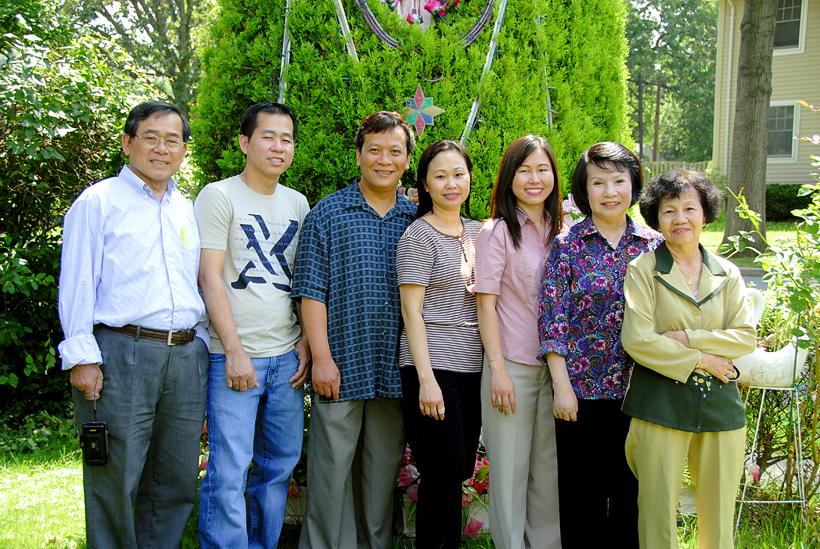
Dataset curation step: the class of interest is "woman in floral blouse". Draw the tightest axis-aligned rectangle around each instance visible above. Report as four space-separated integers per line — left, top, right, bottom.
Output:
538 142 662 549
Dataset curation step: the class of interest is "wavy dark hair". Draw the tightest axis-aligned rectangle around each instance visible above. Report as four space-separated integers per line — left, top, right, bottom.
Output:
354 111 415 154
414 140 473 220
490 135 563 249
571 142 643 216
639 169 724 231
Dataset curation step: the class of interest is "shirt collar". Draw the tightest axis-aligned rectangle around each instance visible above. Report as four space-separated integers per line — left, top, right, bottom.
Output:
340 179 417 218
653 241 726 276
120 165 177 196
577 215 654 241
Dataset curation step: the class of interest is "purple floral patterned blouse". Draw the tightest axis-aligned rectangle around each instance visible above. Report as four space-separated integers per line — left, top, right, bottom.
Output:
538 216 662 400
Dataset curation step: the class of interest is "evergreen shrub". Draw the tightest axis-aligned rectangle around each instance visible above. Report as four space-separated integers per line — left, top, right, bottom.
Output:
193 0 632 216
766 183 811 221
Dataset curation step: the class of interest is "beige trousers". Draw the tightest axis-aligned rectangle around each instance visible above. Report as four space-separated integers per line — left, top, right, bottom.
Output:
625 418 746 549
481 357 561 549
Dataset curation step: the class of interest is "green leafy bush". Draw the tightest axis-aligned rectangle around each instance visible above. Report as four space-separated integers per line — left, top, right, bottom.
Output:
766 183 811 221
0 1 155 423
194 0 631 214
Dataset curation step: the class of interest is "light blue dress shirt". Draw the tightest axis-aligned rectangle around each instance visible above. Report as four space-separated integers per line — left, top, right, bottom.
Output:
58 165 208 369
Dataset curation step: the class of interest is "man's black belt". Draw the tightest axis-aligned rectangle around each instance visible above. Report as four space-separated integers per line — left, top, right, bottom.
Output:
102 324 197 346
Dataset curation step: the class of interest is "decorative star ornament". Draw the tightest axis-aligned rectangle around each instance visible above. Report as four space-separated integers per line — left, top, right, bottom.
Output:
404 85 445 137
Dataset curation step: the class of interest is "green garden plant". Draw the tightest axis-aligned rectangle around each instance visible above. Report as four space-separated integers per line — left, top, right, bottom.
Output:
721 161 820 502
0 0 156 423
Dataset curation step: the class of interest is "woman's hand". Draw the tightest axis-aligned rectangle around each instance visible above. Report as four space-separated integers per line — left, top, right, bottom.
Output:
698 352 737 384
552 383 578 422
490 365 516 416
419 377 446 420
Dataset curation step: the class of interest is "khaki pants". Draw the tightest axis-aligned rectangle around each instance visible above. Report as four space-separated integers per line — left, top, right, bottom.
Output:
481 357 561 549
625 418 746 549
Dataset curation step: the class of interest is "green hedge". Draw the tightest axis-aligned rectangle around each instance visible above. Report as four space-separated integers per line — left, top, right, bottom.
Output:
766 184 811 221
193 0 631 216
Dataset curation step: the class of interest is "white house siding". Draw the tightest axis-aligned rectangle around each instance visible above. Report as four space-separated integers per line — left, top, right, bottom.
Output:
712 0 820 186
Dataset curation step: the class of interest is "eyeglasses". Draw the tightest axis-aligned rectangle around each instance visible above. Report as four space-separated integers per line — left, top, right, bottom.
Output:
134 134 185 151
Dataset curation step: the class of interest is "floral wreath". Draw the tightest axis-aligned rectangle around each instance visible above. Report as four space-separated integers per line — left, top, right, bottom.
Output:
354 0 495 48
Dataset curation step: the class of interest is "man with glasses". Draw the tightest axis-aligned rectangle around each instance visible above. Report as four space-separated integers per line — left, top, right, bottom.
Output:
58 100 209 549
194 102 310 548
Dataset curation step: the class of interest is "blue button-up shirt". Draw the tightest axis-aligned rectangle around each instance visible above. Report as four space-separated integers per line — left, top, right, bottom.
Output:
292 181 416 402
58 165 208 369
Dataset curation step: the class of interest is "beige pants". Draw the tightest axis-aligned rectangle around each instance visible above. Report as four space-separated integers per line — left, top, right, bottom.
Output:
625 418 746 549
481 357 561 549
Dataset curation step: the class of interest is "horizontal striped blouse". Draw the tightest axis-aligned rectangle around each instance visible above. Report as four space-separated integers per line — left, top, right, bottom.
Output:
397 218 483 374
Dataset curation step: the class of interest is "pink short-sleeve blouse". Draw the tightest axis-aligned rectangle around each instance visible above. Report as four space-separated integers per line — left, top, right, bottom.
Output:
475 209 552 366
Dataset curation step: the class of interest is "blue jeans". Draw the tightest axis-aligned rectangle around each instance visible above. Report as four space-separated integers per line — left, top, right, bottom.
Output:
199 350 304 549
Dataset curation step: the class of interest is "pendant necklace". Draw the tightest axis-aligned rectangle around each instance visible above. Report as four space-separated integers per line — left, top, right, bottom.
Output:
678 262 703 285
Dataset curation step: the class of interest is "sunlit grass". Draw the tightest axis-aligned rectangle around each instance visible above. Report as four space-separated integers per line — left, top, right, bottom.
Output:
0 452 86 548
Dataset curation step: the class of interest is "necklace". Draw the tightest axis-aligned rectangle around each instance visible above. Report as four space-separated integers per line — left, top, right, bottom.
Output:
239 171 246 183
677 262 703 285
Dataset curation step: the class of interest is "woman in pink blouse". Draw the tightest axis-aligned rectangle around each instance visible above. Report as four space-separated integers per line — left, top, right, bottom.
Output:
475 135 564 549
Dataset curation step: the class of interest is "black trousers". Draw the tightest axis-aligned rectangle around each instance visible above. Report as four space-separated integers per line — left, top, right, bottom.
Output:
400 367 482 549
554 398 639 549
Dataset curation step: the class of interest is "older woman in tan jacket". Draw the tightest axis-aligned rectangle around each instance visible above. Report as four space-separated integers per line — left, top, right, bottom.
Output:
621 170 757 549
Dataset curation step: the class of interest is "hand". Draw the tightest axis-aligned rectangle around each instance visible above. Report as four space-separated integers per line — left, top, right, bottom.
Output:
225 348 259 391
661 330 691 347
290 337 311 388
698 352 736 384
490 366 516 416
418 377 445 420
552 385 578 422
70 363 103 400
312 355 341 401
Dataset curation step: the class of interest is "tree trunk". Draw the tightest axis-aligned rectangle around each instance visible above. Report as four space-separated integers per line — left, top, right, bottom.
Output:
722 0 777 256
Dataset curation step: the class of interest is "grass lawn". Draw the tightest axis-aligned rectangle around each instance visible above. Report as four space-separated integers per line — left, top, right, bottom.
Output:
1 445 817 548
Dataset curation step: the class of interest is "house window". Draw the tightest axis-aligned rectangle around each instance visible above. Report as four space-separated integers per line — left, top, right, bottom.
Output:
768 105 795 159
774 0 803 49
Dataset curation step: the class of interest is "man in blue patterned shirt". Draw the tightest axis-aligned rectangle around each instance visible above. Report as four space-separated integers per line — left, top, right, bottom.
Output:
293 111 416 549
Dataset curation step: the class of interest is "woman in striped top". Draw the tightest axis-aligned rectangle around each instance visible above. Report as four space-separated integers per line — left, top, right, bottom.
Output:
397 140 483 549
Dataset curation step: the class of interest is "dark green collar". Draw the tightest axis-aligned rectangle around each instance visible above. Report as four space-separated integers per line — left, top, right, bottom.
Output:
653 242 729 307
654 242 726 276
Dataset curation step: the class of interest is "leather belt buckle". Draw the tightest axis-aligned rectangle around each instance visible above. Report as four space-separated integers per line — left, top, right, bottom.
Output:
167 330 176 346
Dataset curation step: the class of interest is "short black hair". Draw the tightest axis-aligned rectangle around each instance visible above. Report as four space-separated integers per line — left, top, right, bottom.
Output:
240 102 298 140
354 111 415 154
124 101 191 142
639 169 724 231
571 142 643 216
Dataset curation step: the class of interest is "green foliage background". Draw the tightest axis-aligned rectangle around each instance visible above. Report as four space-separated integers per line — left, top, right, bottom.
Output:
625 0 717 162
0 0 155 422
194 0 632 216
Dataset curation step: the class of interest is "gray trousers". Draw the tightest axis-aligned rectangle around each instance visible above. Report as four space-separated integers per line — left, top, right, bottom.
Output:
299 397 405 549
72 326 209 549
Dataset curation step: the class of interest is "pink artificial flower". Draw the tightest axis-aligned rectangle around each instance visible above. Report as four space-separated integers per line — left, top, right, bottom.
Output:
398 463 419 487
463 515 484 538
452 0 461 7
406 188 419 203
424 0 444 15
747 463 761 484
288 479 300 498
406 12 423 24
461 485 475 507
199 457 208 471
407 483 419 502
